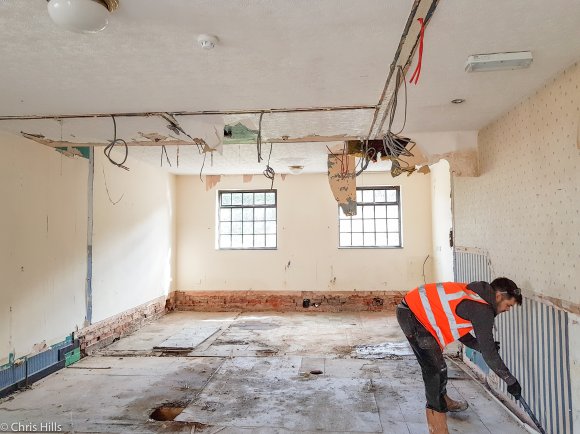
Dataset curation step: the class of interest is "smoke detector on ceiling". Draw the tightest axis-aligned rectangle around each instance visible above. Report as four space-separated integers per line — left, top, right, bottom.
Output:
47 0 118 33
465 51 533 72
197 34 219 50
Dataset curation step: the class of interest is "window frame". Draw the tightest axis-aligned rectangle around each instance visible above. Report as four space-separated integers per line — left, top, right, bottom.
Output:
217 189 278 250
338 186 402 249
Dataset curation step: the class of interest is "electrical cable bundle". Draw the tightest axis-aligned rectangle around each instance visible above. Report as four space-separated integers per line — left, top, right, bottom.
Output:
103 115 129 170
382 65 416 177
263 143 275 189
256 112 264 163
355 140 377 176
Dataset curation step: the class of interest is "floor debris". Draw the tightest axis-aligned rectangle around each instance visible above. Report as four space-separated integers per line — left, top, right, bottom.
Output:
0 311 527 434
355 341 414 358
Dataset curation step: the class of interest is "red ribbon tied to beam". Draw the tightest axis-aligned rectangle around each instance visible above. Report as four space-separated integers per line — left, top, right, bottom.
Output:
409 17 425 85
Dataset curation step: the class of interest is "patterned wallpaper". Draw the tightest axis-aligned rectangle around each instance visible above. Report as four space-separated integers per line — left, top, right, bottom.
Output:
454 62 580 304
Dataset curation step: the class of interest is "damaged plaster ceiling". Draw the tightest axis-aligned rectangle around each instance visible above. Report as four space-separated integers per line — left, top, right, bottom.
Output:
0 0 579 175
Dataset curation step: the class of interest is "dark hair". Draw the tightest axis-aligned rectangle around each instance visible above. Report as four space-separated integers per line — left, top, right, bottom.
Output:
491 277 522 305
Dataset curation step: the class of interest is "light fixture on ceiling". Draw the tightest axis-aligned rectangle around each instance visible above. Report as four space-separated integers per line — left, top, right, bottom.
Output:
47 0 119 33
451 98 465 104
465 51 533 73
288 165 304 175
197 34 219 50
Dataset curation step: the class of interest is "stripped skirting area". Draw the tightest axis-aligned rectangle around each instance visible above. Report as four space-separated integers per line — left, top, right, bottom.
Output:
454 247 573 434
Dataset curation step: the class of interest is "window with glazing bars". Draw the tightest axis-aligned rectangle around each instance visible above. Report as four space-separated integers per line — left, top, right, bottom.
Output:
339 187 401 248
218 190 277 249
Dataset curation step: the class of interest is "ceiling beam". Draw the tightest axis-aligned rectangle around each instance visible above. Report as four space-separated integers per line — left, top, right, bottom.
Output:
0 105 375 122
21 132 360 148
367 0 440 139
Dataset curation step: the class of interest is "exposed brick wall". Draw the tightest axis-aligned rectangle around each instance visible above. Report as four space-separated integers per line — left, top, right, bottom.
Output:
76 296 167 355
170 291 406 312
76 291 406 355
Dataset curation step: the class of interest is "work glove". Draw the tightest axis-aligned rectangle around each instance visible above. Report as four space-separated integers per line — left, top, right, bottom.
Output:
495 341 501 351
507 380 522 399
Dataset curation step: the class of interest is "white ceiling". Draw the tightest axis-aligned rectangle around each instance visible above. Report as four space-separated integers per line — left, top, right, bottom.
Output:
0 0 402 115
0 0 579 175
398 0 580 133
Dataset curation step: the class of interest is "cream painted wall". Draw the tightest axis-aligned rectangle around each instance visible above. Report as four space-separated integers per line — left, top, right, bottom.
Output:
176 171 433 292
0 135 177 363
0 132 88 363
92 152 176 322
454 62 580 432
429 160 454 282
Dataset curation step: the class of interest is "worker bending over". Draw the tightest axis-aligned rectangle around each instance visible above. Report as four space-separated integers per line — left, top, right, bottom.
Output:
397 278 523 433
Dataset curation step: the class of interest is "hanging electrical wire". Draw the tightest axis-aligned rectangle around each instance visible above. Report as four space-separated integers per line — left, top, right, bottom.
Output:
160 113 203 153
256 111 264 163
160 145 171 167
103 115 129 170
355 140 379 177
409 17 426 85
340 142 350 176
326 143 353 178
263 143 275 189
199 151 207 182
101 166 124 205
381 65 417 176
353 65 414 178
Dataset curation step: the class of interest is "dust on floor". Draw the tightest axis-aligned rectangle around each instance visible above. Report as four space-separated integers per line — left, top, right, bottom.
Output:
0 311 528 433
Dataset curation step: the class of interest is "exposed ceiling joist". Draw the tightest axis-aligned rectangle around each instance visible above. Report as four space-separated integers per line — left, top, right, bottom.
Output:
368 0 440 139
0 104 376 122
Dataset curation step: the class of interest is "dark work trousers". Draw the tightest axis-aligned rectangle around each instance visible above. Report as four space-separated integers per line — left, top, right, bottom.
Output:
396 303 448 412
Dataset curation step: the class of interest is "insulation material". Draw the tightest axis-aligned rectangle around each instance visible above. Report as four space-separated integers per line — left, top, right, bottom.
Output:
224 122 258 145
327 154 356 216
252 110 374 142
233 116 258 131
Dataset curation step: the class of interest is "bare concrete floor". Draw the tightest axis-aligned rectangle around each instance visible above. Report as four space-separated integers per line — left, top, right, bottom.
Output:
0 311 528 433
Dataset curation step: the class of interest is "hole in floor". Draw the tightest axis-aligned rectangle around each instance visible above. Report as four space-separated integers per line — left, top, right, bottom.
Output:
310 370 323 375
150 405 186 421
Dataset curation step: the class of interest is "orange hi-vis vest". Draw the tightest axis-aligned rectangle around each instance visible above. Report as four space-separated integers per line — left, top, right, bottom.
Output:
404 282 489 349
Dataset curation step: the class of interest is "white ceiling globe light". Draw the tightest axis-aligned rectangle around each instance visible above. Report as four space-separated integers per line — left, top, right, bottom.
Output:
47 0 118 33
